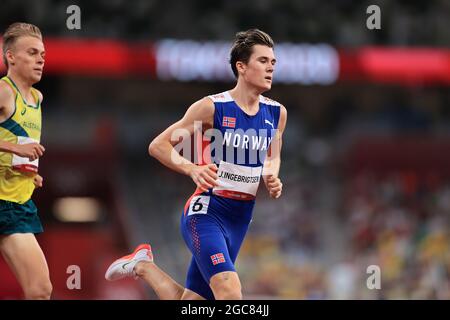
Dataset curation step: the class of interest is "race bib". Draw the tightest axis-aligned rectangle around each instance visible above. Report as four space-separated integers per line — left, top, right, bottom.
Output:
187 196 210 216
12 136 39 173
213 161 262 199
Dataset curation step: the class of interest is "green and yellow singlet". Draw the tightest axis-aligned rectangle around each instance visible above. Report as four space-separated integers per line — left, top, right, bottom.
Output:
0 76 42 204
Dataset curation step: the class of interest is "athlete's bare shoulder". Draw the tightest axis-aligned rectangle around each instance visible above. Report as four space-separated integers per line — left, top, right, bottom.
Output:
0 80 15 117
34 88 44 103
279 104 287 132
0 80 14 100
193 96 215 113
183 96 215 127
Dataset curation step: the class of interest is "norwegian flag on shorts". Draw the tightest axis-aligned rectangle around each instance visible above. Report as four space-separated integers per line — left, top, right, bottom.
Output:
211 253 226 265
222 116 236 128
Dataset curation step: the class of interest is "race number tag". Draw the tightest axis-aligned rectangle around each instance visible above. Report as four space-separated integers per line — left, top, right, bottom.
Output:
12 136 39 173
188 196 210 216
213 160 262 197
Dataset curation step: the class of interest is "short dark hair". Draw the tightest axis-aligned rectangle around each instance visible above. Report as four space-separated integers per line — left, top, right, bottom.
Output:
229 29 274 78
2 22 42 68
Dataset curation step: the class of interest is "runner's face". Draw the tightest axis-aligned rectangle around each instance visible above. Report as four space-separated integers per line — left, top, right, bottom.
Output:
8 36 45 84
240 45 276 92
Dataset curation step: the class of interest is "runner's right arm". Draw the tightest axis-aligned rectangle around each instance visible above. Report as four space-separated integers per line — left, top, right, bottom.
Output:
149 97 219 192
0 82 45 160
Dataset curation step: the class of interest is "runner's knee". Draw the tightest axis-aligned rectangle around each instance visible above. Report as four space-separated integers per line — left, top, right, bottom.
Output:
24 278 52 300
210 272 242 300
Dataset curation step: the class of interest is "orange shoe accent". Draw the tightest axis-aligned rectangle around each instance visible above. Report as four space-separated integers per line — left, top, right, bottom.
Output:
117 244 152 261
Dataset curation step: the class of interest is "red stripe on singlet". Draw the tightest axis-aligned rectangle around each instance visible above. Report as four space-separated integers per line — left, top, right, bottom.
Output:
184 133 213 216
212 190 256 201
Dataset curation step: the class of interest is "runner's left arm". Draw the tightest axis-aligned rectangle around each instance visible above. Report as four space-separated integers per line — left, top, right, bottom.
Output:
262 105 287 198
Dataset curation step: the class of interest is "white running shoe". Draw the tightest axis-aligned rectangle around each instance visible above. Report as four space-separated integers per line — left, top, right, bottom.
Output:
105 243 153 281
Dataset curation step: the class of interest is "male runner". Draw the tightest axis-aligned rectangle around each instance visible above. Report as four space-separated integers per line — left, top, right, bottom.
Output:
106 29 287 300
0 22 51 299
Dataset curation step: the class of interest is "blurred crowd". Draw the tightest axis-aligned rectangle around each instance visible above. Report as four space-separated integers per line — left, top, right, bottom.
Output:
342 173 450 299
235 170 450 299
1 0 449 46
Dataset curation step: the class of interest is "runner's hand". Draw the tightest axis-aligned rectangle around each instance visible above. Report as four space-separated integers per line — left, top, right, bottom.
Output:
33 174 43 188
265 175 282 199
189 164 219 192
13 143 45 161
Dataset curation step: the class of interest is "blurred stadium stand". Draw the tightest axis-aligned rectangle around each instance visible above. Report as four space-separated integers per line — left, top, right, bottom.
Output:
1 0 449 46
1 0 449 299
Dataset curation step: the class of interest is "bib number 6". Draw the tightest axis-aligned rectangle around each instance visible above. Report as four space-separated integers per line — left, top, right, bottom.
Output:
188 196 210 216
